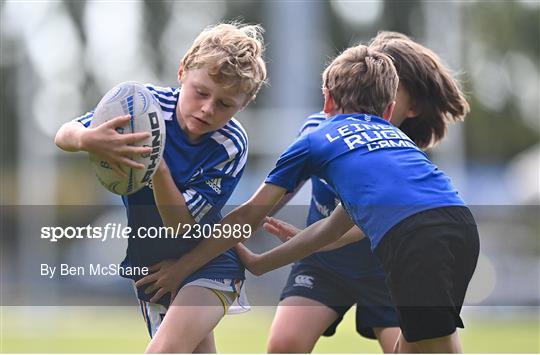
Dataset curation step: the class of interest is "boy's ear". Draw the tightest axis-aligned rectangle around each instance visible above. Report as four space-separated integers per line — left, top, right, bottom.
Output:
177 65 184 83
323 88 336 114
406 102 420 119
382 100 396 122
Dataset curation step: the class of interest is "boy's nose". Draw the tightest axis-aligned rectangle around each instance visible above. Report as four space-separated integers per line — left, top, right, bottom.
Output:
201 101 215 116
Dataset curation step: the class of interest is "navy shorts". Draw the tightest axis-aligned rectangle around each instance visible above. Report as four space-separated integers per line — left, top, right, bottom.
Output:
280 262 399 339
375 206 480 342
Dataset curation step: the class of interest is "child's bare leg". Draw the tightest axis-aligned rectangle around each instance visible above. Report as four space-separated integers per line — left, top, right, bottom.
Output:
393 331 460 353
392 332 419 353
267 296 339 353
373 326 401 353
145 286 225 353
415 331 462 353
193 332 216 353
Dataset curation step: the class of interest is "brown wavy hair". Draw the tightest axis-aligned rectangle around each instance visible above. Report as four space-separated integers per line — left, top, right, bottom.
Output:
369 31 470 148
322 45 398 116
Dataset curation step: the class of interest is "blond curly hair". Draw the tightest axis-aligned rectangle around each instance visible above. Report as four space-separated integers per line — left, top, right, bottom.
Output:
181 22 267 103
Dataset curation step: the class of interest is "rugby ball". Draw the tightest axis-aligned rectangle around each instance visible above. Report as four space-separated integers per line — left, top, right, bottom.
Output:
89 82 166 195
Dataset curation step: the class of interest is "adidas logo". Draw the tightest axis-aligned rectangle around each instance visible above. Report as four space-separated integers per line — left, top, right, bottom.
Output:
293 274 314 288
205 178 222 194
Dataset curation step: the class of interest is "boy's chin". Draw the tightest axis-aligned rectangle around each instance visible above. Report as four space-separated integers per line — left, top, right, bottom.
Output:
185 124 212 138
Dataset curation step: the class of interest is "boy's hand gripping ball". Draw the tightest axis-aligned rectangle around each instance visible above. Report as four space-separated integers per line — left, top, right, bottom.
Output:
89 82 166 195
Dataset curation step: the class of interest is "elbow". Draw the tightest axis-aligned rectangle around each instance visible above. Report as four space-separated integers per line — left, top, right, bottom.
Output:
54 123 76 151
54 124 65 149
55 121 86 152
248 266 265 276
54 128 64 149
252 258 272 276
252 263 267 276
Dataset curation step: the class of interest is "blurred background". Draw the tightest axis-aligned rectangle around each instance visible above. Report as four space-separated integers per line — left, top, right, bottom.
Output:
1 0 539 353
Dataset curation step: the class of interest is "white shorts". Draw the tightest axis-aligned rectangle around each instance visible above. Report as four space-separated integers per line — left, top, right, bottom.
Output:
135 278 250 338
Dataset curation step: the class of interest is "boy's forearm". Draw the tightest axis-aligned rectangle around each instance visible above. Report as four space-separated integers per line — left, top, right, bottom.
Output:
172 183 287 277
175 234 243 276
317 226 365 252
173 201 273 276
254 219 332 274
267 180 306 217
152 167 197 228
55 121 87 152
255 206 354 274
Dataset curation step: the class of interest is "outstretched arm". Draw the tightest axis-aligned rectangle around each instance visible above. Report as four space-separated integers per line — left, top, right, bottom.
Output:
237 204 355 275
135 183 287 302
266 180 307 217
138 127 313 302
318 225 364 251
174 183 286 266
263 216 365 251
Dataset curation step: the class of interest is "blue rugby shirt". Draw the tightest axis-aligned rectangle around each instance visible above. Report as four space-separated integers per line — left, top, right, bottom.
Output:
296 112 385 278
76 84 247 303
266 113 465 250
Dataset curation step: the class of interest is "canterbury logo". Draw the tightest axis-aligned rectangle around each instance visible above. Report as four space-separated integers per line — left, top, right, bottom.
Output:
205 178 222 194
293 275 314 288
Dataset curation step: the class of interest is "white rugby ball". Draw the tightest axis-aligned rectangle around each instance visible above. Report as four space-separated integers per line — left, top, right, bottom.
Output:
89 82 166 195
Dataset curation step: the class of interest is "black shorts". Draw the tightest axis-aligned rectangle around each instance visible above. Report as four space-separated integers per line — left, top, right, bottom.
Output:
374 206 480 342
280 262 399 339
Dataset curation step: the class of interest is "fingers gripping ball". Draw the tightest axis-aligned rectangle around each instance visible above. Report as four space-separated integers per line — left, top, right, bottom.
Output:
90 82 166 195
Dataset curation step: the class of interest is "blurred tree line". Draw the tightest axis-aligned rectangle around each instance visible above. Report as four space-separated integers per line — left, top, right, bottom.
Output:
1 0 538 170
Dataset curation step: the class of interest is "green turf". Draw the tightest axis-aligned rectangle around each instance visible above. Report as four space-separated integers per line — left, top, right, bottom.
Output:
1 306 538 353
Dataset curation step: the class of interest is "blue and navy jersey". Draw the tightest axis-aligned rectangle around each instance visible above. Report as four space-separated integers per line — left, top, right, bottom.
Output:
266 113 465 249
296 113 340 226
76 83 247 297
296 113 385 278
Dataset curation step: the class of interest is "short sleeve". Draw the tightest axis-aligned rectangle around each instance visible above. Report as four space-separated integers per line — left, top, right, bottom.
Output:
74 111 95 128
181 119 248 224
265 134 312 193
181 166 245 224
182 187 216 223
298 112 326 136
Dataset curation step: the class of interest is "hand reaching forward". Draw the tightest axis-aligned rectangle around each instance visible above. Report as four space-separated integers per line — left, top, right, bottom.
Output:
262 216 301 243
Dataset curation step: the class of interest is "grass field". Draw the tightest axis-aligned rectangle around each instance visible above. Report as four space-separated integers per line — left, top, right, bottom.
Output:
1 306 539 353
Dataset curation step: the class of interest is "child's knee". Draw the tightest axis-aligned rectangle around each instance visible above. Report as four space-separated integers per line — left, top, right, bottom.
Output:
146 340 189 354
267 332 313 353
